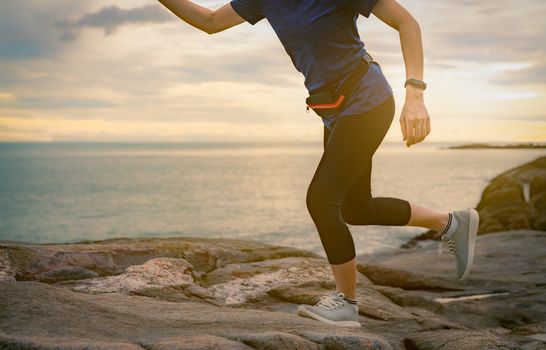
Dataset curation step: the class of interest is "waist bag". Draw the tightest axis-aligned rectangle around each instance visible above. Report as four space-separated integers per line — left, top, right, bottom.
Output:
305 51 376 118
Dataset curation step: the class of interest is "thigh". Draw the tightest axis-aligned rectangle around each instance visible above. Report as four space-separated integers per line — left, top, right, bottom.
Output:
317 96 395 203
341 159 372 215
313 126 364 200
312 95 395 203
324 122 373 205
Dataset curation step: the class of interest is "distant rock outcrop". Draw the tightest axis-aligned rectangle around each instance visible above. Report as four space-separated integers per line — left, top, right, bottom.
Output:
477 156 546 234
447 142 546 149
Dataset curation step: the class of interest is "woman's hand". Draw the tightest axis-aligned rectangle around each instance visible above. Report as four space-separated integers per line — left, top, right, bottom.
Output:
399 86 430 147
370 0 429 147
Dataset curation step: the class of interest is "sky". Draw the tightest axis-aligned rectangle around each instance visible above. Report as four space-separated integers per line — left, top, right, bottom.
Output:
0 0 545 143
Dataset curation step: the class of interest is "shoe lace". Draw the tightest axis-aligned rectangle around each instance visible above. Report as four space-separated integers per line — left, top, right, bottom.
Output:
314 292 345 310
441 235 457 255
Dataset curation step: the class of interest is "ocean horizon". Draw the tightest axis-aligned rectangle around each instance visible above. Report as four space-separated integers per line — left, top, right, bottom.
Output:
1 140 544 258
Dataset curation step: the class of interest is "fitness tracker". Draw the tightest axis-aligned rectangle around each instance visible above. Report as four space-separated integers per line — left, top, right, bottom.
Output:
404 78 427 90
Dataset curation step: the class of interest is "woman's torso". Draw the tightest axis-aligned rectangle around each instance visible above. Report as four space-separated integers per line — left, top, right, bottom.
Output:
233 0 395 129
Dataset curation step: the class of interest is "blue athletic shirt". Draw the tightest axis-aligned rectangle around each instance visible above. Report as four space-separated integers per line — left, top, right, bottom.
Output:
229 0 394 130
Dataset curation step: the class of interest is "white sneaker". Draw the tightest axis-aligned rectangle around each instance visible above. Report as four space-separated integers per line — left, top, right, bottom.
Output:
296 291 361 328
441 208 479 280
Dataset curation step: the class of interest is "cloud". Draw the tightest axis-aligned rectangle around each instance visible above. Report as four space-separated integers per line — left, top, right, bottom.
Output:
0 92 16 101
0 1 83 59
1 0 544 142
488 58 546 86
405 0 545 65
55 5 175 41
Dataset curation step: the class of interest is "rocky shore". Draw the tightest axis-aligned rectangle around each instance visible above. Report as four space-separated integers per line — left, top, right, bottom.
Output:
1 156 545 350
447 143 546 149
402 156 546 249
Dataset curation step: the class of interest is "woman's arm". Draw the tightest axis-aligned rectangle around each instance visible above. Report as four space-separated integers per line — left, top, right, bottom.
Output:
157 0 245 34
371 0 430 147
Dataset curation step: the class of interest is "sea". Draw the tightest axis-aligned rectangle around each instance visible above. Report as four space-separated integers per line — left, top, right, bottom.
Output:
0 141 544 258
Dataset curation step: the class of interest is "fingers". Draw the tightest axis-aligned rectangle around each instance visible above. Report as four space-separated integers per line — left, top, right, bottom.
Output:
401 109 431 147
414 120 423 143
426 115 431 135
400 116 407 141
406 118 429 147
422 119 428 139
416 116 431 144
416 119 427 144
406 120 413 147
401 100 431 147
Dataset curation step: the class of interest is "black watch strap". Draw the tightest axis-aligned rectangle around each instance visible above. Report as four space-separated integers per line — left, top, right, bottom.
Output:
404 78 427 90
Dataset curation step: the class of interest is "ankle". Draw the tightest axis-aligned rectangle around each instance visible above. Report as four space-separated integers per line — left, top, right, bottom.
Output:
343 296 357 305
439 212 459 239
435 212 450 233
338 290 356 300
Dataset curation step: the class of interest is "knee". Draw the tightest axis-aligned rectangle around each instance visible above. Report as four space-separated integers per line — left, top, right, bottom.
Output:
306 183 322 217
341 210 359 225
341 200 373 225
306 183 338 219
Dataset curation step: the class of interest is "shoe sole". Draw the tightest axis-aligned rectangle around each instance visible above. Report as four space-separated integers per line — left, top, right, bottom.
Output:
296 305 361 328
458 208 479 280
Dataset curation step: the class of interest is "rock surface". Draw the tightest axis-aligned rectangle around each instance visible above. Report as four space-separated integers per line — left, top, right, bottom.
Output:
65 257 194 294
357 230 546 349
2 230 545 349
403 329 522 350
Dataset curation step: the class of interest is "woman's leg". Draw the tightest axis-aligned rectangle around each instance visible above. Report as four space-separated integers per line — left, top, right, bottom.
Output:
337 136 450 232
310 95 451 299
405 203 449 232
307 95 398 298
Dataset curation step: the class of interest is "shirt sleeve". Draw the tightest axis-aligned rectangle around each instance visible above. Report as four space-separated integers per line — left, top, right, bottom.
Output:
346 0 380 18
230 0 265 25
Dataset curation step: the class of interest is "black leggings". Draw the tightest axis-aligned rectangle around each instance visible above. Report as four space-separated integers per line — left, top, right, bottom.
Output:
306 94 412 265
